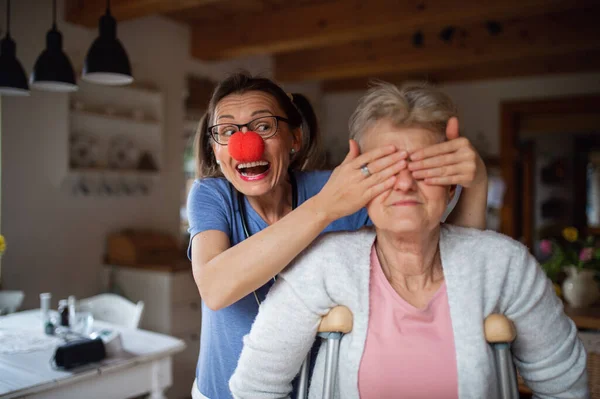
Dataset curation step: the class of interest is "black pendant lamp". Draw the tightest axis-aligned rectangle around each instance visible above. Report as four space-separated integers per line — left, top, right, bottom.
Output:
82 0 133 85
30 0 78 92
0 0 29 96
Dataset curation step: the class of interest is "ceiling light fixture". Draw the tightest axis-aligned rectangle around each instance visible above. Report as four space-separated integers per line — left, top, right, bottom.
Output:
30 0 78 92
0 0 30 96
439 26 456 43
486 21 503 36
82 0 133 85
412 31 424 48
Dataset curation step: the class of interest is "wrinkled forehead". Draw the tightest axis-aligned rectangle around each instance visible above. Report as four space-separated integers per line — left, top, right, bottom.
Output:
213 91 282 124
361 119 444 153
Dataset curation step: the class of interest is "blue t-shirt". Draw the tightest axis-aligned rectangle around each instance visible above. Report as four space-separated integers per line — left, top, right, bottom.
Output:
186 170 371 399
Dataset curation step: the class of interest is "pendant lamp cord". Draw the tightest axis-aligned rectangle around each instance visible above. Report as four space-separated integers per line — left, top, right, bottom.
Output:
6 0 10 36
52 0 56 30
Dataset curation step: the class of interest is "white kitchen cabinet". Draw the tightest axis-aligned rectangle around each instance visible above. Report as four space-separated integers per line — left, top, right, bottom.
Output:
103 264 200 399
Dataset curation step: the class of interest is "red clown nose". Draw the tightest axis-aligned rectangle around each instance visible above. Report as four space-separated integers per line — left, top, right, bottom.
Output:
228 131 265 163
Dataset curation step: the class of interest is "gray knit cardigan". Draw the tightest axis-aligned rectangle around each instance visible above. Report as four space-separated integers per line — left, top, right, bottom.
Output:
230 225 589 399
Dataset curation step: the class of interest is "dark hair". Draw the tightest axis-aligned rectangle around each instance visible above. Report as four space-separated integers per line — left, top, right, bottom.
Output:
194 72 323 178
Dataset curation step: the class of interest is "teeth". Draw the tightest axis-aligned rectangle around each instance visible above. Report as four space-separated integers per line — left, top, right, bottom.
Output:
236 161 269 170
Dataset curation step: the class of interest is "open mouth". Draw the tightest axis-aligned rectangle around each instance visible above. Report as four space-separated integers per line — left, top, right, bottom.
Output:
236 161 271 179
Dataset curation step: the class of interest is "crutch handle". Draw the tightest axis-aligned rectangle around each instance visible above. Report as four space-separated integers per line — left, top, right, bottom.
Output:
485 314 517 343
318 306 353 334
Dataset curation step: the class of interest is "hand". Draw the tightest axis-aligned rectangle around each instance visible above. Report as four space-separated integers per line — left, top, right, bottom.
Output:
314 140 408 220
407 117 487 187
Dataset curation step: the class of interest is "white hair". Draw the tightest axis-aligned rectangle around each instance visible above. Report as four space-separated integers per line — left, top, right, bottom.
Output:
349 81 458 145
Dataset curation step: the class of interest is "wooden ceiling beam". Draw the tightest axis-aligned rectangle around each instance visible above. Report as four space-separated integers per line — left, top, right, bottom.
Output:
190 0 595 60
275 9 600 82
186 76 216 111
322 51 600 92
65 0 223 28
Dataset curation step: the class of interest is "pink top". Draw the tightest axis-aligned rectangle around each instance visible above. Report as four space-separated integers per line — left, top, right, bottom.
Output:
358 244 459 399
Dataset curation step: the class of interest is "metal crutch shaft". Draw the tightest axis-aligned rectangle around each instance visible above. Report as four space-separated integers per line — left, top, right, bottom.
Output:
319 332 342 399
494 343 520 399
297 351 311 399
484 314 518 399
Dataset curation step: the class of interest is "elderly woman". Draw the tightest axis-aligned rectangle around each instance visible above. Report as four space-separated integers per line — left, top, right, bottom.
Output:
229 82 588 398
188 73 490 399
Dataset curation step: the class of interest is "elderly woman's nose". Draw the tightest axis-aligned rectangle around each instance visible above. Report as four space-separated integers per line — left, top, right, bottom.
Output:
394 168 416 191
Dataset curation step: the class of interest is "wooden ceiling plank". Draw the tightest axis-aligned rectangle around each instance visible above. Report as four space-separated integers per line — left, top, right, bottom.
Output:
65 0 223 27
322 51 600 92
275 9 600 82
186 76 217 111
190 0 596 60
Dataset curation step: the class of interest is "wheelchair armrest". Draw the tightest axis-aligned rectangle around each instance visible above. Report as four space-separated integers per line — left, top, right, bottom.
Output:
484 314 517 343
318 306 353 334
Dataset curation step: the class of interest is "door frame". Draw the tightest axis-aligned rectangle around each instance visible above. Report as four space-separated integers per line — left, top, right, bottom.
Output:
500 95 600 243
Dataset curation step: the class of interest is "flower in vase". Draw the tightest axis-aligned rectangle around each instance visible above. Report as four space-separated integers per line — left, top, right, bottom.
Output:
563 227 579 242
540 226 600 283
540 239 553 255
580 247 594 262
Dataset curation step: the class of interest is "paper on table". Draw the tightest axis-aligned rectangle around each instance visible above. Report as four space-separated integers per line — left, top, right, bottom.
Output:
0 329 62 354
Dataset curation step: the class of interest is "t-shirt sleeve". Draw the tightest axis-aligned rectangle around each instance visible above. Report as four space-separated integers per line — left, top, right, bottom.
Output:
300 170 372 230
186 179 231 258
357 208 372 227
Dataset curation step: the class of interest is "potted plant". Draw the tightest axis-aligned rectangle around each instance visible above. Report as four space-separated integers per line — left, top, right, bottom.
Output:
540 227 600 308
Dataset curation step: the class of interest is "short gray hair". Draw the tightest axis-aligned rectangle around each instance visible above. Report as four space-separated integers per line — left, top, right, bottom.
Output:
348 81 458 145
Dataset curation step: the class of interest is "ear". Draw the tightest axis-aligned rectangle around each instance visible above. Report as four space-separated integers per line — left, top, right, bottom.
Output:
441 184 460 223
291 127 303 153
448 184 458 203
211 141 220 162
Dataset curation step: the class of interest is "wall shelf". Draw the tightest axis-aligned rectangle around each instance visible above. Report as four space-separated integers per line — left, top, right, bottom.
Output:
68 168 160 177
66 81 164 196
71 110 161 131
65 169 160 197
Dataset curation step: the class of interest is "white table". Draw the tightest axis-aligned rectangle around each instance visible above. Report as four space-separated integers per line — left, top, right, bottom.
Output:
0 310 186 399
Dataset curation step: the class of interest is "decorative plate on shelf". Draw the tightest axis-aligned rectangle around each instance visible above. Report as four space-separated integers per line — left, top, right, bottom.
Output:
107 137 140 170
70 133 100 169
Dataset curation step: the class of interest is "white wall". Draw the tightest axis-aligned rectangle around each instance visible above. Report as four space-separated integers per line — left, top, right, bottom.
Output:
442 74 600 156
0 1 274 309
322 73 600 162
321 92 364 165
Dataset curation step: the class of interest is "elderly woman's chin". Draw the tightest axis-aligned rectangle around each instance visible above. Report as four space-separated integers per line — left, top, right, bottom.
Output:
368 202 445 234
375 216 437 235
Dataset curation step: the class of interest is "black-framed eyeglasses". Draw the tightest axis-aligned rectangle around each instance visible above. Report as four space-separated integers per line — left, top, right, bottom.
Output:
208 116 290 145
